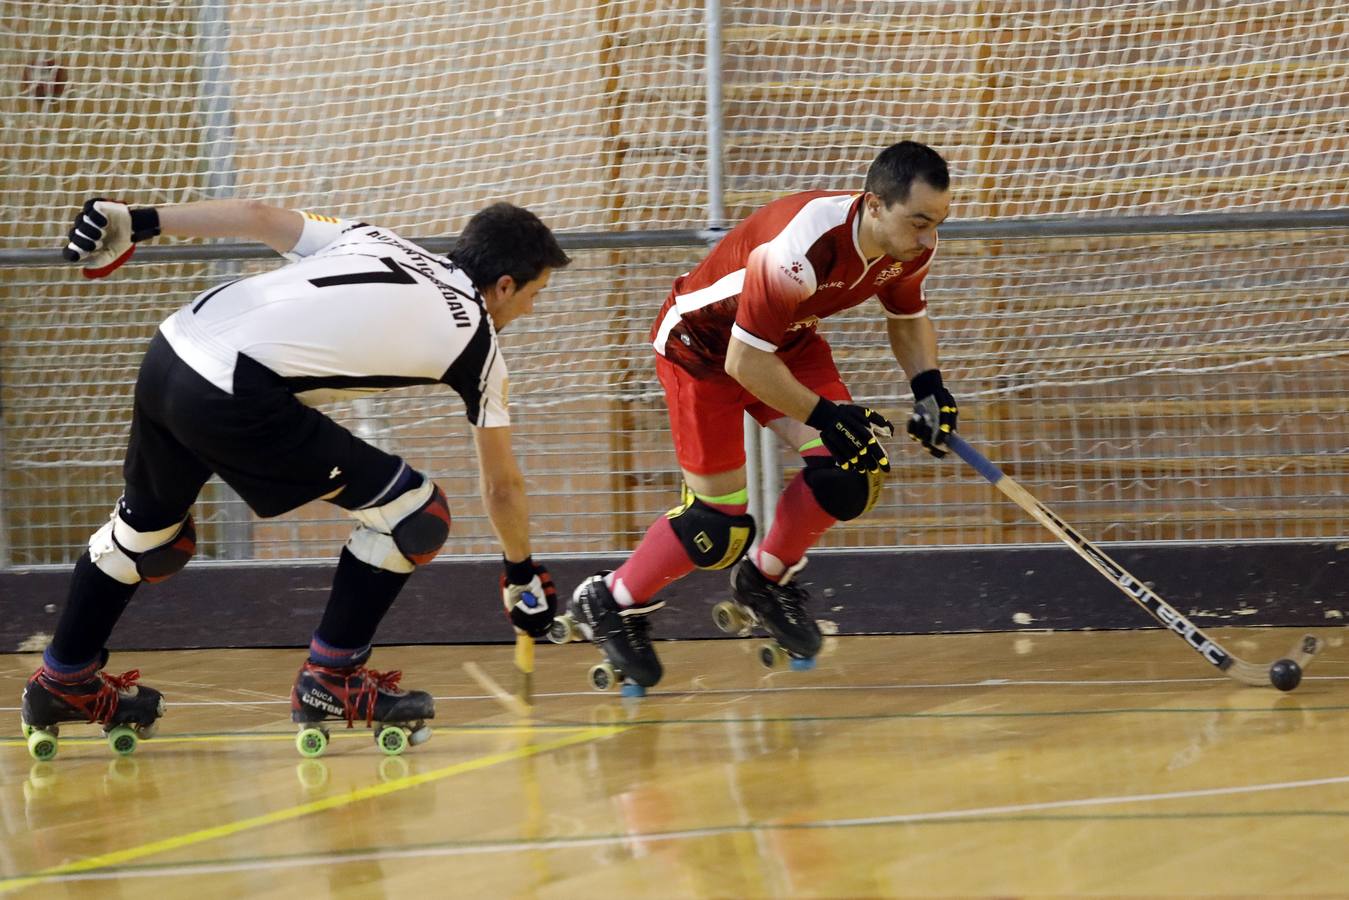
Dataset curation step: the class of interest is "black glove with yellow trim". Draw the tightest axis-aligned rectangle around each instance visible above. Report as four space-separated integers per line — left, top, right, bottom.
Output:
805 398 894 473
907 369 958 458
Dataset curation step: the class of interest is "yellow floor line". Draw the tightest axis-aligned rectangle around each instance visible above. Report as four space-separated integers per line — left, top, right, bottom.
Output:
0 724 626 893
2 723 595 748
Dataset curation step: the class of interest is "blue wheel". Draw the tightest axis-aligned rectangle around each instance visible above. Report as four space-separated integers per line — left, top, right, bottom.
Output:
620 682 646 698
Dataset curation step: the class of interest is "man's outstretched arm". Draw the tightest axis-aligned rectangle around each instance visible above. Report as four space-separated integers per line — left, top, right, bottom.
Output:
63 198 306 276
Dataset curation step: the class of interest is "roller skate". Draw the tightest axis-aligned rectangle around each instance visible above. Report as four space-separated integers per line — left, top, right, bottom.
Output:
20 658 166 761
548 572 663 696
290 659 434 758
717 557 822 671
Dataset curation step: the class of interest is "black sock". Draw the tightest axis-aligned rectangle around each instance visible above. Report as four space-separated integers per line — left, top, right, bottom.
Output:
312 548 411 657
46 553 139 669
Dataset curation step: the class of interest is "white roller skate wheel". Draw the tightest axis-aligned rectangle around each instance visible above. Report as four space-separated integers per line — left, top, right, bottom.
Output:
296 726 329 759
589 661 616 692
547 615 576 645
106 725 139 757
408 724 432 746
712 601 746 635
26 729 59 762
620 682 646 698
137 721 159 740
375 725 408 756
788 656 816 672
758 643 787 670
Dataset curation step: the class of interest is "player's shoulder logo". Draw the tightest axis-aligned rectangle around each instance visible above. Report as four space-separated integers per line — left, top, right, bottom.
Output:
778 259 808 287
874 262 907 286
785 315 820 333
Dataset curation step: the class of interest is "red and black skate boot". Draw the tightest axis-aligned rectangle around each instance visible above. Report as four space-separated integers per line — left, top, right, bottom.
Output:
290 660 434 758
21 658 166 761
728 557 823 669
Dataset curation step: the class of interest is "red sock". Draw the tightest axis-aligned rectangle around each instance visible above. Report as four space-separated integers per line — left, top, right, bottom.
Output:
609 498 749 606
756 459 837 582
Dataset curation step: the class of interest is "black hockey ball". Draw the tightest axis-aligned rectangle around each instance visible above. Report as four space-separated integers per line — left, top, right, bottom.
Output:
1269 658 1302 692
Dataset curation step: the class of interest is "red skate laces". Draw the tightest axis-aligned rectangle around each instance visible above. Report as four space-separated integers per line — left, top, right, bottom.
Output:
92 669 142 724
40 668 142 725
307 663 404 728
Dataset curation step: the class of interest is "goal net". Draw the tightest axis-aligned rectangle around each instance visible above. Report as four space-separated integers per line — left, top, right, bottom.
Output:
2 1 1345 564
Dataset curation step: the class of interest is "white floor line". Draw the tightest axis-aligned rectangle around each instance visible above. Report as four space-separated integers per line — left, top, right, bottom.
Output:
1 673 1346 714
24 772 1349 884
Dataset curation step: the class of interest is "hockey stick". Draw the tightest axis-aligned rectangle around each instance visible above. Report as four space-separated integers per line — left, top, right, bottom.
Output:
468 591 539 718
463 660 533 718
514 629 535 708
946 433 1320 690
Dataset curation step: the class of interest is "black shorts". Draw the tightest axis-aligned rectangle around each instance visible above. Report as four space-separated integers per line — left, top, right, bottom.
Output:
122 331 404 521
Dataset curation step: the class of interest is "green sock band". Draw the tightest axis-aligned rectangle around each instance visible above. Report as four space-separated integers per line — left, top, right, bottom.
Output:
798 437 824 453
694 487 749 506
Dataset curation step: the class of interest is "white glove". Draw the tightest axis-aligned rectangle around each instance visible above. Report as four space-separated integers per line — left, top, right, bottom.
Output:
62 198 159 278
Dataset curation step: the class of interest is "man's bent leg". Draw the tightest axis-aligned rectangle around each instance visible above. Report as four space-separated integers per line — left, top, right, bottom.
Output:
309 462 449 667
46 494 197 674
752 419 839 581
607 467 750 607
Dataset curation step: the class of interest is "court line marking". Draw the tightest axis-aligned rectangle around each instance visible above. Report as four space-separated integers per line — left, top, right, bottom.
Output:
0 723 597 747
13 773 1349 884
0 724 626 894
6 700 1349 746
2 672 1345 712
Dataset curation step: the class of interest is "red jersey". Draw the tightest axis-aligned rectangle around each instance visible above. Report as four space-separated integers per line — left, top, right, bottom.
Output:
652 191 934 379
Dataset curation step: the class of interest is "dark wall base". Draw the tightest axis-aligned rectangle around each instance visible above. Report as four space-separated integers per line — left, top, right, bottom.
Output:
1 542 1343 652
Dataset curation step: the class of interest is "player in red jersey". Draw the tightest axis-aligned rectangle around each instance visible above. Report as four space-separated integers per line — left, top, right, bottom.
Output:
564 141 958 689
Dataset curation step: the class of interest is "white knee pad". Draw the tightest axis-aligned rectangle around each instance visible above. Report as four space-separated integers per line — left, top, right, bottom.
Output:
346 478 450 573
88 507 195 585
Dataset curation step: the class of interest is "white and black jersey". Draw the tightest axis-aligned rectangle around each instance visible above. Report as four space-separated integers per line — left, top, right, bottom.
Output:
159 213 509 427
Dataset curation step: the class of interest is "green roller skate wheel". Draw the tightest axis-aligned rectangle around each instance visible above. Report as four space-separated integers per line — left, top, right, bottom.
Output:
296 727 329 758
27 729 58 762
21 723 33 739
107 725 139 756
376 725 408 756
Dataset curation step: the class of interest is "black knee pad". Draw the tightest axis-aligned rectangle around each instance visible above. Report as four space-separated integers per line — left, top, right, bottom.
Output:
133 516 197 582
392 483 451 565
667 496 756 570
90 508 196 585
349 477 451 572
802 457 885 521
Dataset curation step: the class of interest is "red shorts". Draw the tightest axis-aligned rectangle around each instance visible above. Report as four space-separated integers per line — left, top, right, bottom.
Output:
656 334 851 475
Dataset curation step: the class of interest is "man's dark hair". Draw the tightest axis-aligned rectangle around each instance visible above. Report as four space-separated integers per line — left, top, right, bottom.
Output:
864 141 950 207
450 202 570 290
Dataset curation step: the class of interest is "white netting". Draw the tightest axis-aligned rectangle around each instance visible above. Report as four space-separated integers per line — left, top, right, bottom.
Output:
1 1 1346 564
4 1 1346 245
721 1 1349 219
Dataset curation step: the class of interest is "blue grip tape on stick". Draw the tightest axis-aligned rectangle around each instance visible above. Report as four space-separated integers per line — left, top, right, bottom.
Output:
945 433 1004 484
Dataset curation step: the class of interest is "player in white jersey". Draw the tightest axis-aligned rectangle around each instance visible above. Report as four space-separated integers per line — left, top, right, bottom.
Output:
20 198 570 761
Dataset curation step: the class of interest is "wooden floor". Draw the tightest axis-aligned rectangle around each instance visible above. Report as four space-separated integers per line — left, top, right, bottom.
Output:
2 628 1347 898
